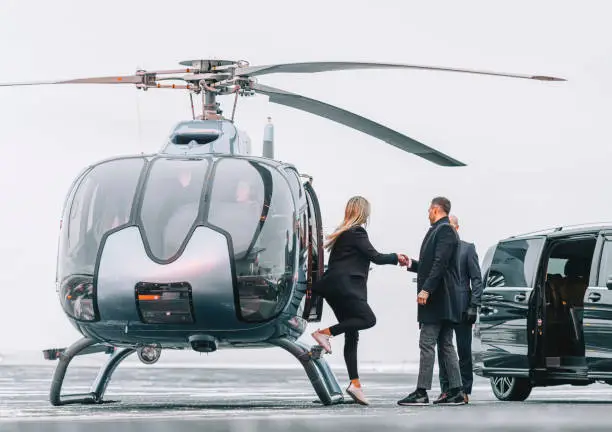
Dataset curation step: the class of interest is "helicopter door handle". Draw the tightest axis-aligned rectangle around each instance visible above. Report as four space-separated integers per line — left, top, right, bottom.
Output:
588 292 601 302
514 293 526 303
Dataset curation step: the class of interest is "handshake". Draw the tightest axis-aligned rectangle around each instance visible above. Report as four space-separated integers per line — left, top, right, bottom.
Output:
397 253 412 267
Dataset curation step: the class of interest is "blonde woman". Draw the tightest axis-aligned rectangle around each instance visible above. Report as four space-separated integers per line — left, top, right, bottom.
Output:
311 196 408 405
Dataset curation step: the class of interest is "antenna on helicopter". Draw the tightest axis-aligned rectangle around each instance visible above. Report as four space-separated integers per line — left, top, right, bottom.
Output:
263 116 274 159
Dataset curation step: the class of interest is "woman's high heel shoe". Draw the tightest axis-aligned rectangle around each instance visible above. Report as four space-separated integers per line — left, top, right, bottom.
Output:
346 383 369 405
311 329 332 354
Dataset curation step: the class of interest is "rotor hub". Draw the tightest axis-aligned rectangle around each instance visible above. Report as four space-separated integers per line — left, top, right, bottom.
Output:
179 59 249 71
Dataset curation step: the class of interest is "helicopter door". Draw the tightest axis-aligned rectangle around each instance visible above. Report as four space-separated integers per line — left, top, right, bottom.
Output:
302 181 324 322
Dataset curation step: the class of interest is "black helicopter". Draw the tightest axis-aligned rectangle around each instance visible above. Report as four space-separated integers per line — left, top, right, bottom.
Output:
0 59 565 406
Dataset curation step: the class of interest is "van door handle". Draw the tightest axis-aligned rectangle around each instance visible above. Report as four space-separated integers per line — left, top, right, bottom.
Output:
483 294 503 301
514 293 526 302
588 292 601 302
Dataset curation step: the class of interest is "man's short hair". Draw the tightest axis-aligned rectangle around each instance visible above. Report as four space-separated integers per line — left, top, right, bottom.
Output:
431 196 451 214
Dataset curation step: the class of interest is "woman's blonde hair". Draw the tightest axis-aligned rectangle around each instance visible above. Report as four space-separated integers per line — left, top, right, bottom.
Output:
324 196 371 251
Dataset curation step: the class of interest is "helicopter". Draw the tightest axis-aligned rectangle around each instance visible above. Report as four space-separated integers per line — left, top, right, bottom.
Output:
0 59 565 407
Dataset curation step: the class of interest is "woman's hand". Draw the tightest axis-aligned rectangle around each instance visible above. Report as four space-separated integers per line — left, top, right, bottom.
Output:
398 254 411 267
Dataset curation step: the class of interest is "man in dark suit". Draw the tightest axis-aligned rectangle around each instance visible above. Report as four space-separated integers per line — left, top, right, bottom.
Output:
397 197 465 406
436 214 483 404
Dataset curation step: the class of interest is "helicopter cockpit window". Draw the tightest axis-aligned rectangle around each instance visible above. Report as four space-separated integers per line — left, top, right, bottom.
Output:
283 168 304 204
139 158 209 261
60 158 145 280
208 158 296 322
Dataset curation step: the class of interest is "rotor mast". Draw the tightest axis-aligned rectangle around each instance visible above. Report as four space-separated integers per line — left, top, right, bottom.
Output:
175 59 253 121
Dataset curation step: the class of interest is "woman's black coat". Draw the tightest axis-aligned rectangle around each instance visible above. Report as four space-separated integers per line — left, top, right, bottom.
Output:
313 226 398 301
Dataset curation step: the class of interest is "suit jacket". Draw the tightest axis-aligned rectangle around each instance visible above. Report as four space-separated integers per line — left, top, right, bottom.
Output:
407 216 461 324
456 240 484 318
314 226 398 301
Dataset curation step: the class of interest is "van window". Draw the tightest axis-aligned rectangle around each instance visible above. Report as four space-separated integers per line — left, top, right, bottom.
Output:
598 240 612 286
547 258 568 276
486 238 545 288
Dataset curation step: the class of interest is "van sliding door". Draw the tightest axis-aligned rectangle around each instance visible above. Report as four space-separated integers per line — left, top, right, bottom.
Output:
584 232 612 378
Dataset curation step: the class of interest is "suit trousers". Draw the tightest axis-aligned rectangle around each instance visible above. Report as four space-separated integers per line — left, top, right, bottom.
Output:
416 322 462 391
438 321 473 394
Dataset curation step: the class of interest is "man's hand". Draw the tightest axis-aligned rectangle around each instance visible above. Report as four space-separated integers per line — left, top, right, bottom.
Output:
417 290 429 305
465 305 478 324
398 254 411 267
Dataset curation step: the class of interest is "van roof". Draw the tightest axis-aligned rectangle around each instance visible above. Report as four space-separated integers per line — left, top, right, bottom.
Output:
504 222 612 241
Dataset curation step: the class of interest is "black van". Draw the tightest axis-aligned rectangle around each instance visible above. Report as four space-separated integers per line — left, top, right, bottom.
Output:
473 223 612 401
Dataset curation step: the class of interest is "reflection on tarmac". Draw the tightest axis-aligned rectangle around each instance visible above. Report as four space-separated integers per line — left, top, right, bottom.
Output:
1 365 612 431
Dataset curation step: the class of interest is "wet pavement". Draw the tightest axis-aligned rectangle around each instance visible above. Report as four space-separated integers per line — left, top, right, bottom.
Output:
1 364 611 431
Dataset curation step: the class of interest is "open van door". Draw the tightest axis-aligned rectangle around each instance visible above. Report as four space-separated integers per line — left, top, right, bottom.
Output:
478 237 546 373
477 236 545 401
301 181 324 322
584 231 612 379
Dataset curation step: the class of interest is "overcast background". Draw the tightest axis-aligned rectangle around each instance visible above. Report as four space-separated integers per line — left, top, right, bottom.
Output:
0 0 610 368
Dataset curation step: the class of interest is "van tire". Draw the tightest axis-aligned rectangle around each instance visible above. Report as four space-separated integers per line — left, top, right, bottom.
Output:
490 376 532 401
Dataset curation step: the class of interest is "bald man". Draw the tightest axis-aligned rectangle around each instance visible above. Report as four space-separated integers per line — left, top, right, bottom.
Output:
435 214 483 404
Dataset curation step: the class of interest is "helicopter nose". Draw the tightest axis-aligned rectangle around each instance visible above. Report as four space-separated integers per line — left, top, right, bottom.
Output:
95 225 240 329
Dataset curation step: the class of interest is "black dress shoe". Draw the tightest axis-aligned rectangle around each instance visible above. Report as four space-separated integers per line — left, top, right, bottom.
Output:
397 390 429 406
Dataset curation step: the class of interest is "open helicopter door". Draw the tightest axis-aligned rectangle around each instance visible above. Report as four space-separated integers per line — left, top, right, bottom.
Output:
302 181 325 322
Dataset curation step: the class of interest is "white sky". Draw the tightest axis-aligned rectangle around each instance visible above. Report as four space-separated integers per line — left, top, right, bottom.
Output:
0 0 611 367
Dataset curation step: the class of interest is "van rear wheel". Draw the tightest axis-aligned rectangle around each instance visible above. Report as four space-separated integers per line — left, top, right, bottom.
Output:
490 376 532 401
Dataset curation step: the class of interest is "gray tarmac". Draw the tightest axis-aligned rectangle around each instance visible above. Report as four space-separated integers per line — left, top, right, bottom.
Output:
1 364 612 431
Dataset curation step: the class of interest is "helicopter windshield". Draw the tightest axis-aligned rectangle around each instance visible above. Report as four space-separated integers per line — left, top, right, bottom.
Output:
140 158 209 261
58 157 145 281
208 158 296 322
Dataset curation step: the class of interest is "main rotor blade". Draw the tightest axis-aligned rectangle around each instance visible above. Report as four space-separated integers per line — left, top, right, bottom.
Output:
252 83 466 167
0 75 144 87
238 61 565 82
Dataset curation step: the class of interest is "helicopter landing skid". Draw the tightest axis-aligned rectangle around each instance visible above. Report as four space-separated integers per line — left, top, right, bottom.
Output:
44 337 135 406
270 338 344 406
304 345 324 361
